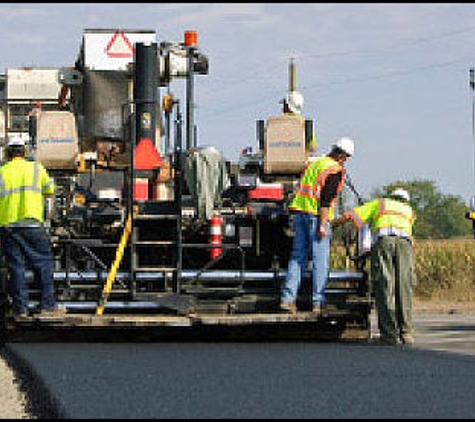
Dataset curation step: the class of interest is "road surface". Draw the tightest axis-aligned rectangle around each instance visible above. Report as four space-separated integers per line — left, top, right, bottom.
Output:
1 310 475 419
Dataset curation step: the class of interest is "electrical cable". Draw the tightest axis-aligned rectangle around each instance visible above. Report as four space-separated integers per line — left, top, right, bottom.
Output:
198 54 472 120
200 22 475 98
345 171 364 205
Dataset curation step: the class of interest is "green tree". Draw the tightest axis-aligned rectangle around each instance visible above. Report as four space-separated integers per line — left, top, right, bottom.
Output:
372 179 472 239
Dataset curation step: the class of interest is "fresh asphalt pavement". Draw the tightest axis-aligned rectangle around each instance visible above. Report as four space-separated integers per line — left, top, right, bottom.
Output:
4 312 475 419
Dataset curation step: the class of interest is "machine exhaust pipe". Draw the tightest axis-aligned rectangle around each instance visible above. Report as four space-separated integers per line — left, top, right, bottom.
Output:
134 42 158 146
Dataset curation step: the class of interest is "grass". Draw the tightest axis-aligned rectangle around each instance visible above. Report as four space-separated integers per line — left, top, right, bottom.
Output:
330 238 475 303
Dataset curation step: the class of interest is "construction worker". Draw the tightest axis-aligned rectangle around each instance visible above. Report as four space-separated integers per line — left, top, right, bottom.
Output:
0 136 63 317
283 91 304 115
332 188 416 345
282 90 317 154
281 137 355 314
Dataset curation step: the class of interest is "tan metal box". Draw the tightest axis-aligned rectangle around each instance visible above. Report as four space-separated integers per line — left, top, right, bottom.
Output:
264 114 306 174
35 111 79 169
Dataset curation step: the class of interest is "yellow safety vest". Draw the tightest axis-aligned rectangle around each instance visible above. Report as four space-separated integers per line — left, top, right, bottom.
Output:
0 157 55 226
289 155 345 219
345 197 416 240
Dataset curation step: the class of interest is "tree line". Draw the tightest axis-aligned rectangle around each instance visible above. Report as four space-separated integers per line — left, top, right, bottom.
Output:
341 179 473 239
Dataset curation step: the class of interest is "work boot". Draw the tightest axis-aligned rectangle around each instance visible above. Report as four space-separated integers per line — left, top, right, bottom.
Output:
39 306 67 317
280 301 297 314
400 333 414 345
312 303 322 315
12 312 29 321
321 303 337 314
375 336 399 345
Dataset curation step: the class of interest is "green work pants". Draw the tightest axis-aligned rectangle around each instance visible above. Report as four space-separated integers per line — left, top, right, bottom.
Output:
371 235 415 341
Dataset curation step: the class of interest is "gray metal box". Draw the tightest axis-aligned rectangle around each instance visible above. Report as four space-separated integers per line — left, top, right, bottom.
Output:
7 68 60 100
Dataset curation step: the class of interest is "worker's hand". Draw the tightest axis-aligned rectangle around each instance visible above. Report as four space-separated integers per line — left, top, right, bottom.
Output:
331 215 346 228
318 223 327 238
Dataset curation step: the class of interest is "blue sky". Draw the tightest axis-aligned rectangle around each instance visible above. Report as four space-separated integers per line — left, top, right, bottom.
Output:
1 2 475 203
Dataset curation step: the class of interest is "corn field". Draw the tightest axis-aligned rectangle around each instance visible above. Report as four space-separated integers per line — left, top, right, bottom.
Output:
330 238 475 301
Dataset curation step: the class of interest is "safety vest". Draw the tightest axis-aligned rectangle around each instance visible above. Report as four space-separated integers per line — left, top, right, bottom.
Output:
0 157 55 226
345 197 416 240
289 155 345 219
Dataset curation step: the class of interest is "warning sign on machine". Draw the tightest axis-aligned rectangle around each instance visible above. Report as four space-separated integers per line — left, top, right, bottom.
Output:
82 29 156 71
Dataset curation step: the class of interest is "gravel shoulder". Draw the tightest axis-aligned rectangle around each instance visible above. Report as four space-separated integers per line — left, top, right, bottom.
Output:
0 350 29 419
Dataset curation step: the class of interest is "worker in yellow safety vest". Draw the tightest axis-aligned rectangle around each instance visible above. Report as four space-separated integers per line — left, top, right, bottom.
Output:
332 188 416 345
0 136 64 318
280 137 355 314
282 90 317 151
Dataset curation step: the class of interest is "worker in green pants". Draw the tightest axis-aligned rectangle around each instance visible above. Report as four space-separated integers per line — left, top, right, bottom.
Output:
371 231 415 344
332 188 416 345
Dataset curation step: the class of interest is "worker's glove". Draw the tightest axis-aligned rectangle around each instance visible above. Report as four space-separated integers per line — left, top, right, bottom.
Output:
318 222 329 239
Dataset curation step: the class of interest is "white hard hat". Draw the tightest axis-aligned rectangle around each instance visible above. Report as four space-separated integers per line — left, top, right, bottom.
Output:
285 91 304 114
334 137 355 157
7 136 25 147
391 188 410 202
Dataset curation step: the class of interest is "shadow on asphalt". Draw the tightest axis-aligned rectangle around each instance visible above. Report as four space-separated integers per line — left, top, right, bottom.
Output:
0 345 65 419
424 325 475 332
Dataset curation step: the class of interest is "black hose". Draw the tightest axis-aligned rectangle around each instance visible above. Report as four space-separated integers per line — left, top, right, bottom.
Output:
345 172 363 205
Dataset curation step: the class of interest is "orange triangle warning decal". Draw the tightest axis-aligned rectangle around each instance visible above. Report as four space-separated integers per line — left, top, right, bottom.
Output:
105 31 134 58
134 138 162 170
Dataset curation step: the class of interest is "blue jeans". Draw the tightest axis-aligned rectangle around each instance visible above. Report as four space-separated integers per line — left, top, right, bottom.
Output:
0 226 56 314
281 212 331 305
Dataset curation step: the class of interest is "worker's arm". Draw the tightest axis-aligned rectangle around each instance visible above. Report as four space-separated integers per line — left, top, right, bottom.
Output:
319 206 330 238
318 172 342 238
331 213 350 228
38 162 55 196
333 200 378 231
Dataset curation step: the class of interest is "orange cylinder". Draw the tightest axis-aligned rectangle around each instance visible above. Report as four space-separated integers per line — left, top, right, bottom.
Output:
184 30 198 47
209 213 223 259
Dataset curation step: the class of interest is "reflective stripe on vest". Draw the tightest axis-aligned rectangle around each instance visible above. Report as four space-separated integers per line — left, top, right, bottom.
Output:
289 155 345 217
0 158 54 226
346 197 414 239
0 161 43 198
297 164 343 200
377 197 415 223
374 197 415 238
